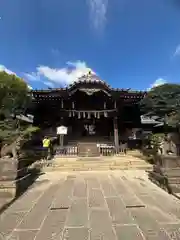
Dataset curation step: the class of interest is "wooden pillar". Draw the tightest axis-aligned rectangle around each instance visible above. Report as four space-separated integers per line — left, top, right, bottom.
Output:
59 134 64 147
114 117 119 153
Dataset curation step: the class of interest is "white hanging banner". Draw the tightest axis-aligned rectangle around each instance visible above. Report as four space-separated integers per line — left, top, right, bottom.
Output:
57 125 68 135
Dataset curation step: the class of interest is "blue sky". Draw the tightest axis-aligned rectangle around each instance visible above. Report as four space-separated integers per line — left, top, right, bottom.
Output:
0 0 180 90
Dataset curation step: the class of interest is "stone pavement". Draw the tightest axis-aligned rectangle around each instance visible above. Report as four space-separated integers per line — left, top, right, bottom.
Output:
1 170 180 239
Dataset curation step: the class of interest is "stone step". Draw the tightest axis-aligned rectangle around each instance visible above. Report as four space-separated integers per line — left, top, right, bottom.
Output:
43 165 152 172
149 171 180 185
42 154 152 172
52 161 151 168
168 184 180 193
0 188 16 199
53 158 148 165
167 178 180 184
42 159 152 172
78 153 100 157
54 155 145 159
162 168 180 177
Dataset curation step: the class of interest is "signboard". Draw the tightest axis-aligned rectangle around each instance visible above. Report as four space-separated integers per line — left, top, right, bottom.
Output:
57 126 68 135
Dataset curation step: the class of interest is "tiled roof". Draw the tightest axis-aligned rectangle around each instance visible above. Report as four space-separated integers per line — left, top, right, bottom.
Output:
31 72 146 96
141 115 162 124
68 72 110 88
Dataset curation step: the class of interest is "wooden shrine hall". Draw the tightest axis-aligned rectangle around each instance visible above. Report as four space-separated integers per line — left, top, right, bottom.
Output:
30 71 146 157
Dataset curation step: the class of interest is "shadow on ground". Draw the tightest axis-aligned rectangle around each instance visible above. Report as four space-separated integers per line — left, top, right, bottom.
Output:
0 162 43 215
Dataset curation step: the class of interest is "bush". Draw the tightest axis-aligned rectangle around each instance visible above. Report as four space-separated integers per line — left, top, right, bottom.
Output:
149 133 165 152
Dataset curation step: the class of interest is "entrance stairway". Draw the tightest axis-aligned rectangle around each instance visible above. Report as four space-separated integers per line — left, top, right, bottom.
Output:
78 142 100 157
42 155 153 172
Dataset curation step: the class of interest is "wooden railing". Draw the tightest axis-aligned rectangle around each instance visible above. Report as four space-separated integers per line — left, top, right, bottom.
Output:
55 143 128 157
99 145 115 156
98 144 128 156
55 146 78 157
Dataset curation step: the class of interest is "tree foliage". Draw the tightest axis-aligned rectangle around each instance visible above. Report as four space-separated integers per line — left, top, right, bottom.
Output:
0 71 31 117
149 133 165 150
0 71 33 145
140 83 180 128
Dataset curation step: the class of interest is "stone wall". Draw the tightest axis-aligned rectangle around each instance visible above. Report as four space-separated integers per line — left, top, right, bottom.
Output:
149 154 180 197
0 154 41 212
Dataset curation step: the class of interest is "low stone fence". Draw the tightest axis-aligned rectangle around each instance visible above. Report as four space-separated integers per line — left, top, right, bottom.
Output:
148 154 180 198
0 150 42 212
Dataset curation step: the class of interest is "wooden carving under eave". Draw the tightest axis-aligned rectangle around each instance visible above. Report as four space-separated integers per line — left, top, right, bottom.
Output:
80 88 100 95
79 88 111 96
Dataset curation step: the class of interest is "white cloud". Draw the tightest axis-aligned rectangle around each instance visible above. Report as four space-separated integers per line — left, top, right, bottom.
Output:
25 60 95 87
148 78 167 91
0 64 16 75
174 44 180 57
43 81 55 88
24 72 40 81
87 0 108 32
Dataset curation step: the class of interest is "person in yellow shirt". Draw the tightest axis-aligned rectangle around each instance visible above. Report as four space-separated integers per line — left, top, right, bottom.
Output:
42 136 51 160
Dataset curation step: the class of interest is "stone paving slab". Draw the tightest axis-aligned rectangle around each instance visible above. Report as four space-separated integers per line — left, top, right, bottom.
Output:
73 177 87 198
0 211 26 237
85 176 100 189
120 171 180 221
51 178 74 209
35 209 67 240
10 230 38 240
1 170 180 239
89 208 117 240
66 198 88 227
6 190 43 213
162 223 180 239
106 197 135 224
114 225 144 240
99 177 118 197
129 207 171 239
88 188 106 208
63 227 89 240
17 183 59 230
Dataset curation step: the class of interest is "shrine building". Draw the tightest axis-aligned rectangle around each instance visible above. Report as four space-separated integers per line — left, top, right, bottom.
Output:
29 72 151 156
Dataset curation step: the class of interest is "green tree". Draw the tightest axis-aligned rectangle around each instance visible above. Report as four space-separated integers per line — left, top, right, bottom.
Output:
0 71 32 145
0 71 31 117
140 83 180 128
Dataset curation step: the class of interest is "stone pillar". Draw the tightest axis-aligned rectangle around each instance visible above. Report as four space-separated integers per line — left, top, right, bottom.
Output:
0 157 27 202
113 117 119 153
